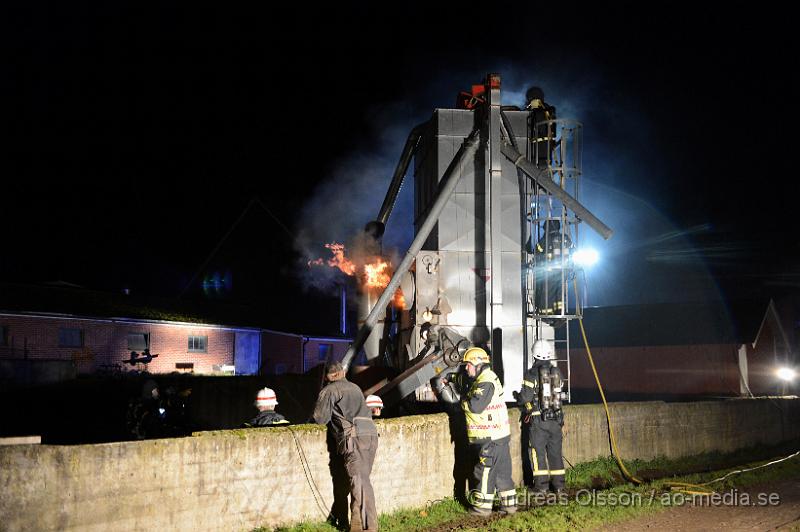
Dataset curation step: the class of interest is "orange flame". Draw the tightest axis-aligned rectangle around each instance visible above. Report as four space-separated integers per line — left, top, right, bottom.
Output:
308 242 357 276
309 243 395 290
393 290 405 309
364 259 391 288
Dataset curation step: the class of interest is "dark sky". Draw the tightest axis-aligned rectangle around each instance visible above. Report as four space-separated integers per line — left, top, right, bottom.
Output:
2 3 798 322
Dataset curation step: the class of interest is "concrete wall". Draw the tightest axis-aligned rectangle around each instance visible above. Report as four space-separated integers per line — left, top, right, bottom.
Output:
1 398 798 531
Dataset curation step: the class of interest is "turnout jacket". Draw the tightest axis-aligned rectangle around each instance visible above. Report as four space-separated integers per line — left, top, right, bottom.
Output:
462 365 511 443
517 359 563 416
246 411 289 426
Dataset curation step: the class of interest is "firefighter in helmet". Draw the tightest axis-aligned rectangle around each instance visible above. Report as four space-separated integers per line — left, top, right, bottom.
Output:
244 387 289 426
514 339 566 494
436 347 516 516
366 395 383 417
526 86 557 168
533 219 573 318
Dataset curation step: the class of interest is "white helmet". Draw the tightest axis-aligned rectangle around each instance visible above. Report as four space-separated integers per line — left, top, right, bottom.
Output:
254 387 278 407
531 339 555 361
366 395 383 409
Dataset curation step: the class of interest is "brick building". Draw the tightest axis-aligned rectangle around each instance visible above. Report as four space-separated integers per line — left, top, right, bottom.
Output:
0 311 257 375
563 298 797 400
0 283 351 381
259 330 351 375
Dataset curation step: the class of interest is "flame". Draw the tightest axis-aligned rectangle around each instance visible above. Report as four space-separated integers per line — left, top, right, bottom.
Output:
310 243 394 290
364 259 391 288
393 290 405 309
308 242 356 276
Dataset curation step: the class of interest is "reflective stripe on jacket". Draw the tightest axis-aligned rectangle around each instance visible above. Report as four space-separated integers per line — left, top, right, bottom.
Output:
463 368 510 441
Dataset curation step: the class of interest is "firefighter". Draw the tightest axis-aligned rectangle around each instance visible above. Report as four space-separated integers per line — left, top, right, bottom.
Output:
313 362 379 532
526 86 557 168
125 379 163 440
437 347 516 516
365 395 383 417
533 219 572 317
515 339 566 494
244 387 289 427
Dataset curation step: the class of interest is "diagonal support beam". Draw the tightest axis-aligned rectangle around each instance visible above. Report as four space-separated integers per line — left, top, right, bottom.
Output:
341 128 482 371
500 141 614 240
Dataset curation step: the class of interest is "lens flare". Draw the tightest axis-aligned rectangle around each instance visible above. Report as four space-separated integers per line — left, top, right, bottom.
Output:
573 248 599 267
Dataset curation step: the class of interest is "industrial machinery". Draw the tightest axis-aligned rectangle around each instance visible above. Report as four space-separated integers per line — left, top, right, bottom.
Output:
342 73 612 406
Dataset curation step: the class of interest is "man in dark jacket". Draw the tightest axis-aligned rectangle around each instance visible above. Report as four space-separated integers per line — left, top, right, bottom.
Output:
244 387 289 427
313 362 379 532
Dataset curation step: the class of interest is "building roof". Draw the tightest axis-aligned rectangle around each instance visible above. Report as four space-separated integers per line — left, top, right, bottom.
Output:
567 299 771 348
0 282 345 337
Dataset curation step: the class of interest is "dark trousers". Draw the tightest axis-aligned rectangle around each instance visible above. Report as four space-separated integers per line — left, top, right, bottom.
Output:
469 438 516 511
343 434 378 531
327 433 350 528
528 417 565 490
535 271 563 314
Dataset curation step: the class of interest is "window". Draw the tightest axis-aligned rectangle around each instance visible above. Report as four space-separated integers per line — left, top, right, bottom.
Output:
58 328 84 348
188 335 208 353
127 332 149 351
0 325 7 346
318 343 332 362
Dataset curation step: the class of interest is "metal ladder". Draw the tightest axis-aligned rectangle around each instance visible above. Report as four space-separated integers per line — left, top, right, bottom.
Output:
522 117 584 403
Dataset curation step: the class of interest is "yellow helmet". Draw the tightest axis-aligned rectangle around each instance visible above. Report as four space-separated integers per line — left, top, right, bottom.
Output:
462 347 490 366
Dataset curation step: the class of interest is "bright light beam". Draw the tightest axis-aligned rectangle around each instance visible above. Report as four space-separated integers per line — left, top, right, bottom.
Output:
777 367 796 382
573 248 600 267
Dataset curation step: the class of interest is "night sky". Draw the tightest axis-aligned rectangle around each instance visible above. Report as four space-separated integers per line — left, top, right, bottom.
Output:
2 4 798 329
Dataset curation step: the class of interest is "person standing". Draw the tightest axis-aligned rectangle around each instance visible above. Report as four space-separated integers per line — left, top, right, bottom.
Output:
525 86 557 168
533 219 572 318
313 362 379 532
437 347 516 516
515 339 566 494
244 387 289 427
366 395 383 418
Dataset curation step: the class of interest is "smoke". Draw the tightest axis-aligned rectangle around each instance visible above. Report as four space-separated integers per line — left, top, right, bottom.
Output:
295 61 721 305
496 61 723 305
293 103 423 294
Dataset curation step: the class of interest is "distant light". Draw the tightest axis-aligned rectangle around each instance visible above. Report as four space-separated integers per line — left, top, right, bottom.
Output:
573 248 599 267
777 367 796 381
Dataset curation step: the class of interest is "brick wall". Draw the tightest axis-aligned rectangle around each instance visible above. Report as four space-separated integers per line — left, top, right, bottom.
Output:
0 314 235 374
567 344 742 396
302 338 350 372
1 398 798 531
261 331 303 375
261 332 351 375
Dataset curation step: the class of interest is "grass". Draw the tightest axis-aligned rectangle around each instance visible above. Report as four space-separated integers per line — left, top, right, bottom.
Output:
264 440 800 532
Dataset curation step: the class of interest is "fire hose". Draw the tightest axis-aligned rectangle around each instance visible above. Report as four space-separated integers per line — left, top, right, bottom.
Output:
574 280 800 494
